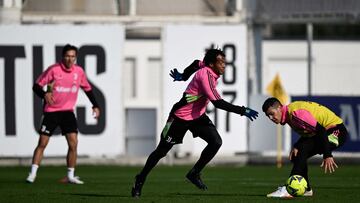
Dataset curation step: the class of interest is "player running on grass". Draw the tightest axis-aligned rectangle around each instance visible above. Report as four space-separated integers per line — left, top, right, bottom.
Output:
26 44 100 184
262 97 348 198
131 48 258 197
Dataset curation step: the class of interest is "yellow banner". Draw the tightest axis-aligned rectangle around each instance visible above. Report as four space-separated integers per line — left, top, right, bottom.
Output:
266 73 288 104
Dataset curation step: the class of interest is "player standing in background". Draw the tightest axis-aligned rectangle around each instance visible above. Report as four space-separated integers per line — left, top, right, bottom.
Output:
262 97 348 198
26 44 101 184
131 48 259 197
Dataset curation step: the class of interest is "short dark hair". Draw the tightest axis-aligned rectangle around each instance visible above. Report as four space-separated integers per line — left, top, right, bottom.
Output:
203 48 225 66
262 97 282 112
62 44 78 56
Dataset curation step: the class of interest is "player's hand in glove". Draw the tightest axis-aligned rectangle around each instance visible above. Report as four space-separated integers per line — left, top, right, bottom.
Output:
169 68 183 81
243 107 258 121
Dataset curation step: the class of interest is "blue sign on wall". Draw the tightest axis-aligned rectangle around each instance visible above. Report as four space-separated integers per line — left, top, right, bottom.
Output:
291 96 360 152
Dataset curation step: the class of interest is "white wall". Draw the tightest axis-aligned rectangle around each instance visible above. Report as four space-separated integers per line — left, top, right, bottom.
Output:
262 40 360 97
123 40 162 132
0 25 124 157
312 41 360 95
123 40 163 156
123 40 162 108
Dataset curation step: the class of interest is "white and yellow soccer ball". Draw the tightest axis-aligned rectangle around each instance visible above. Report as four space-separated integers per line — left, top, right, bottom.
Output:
285 175 308 197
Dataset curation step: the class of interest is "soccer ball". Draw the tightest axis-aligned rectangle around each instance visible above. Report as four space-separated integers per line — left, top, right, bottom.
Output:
285 175 308 197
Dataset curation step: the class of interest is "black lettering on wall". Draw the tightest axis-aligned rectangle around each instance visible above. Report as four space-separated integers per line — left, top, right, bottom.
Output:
0 46 26 135
222 44 236 85
32 46 44 132
76 45 106 134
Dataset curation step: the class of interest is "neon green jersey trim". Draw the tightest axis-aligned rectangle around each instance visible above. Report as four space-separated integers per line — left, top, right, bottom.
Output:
328 133 339 146
185 94 202 103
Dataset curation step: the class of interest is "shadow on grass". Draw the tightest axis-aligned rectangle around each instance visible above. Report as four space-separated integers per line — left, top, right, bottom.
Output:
66 192 268 198
316 185 360 189
170 192 266 197
64 193 127 198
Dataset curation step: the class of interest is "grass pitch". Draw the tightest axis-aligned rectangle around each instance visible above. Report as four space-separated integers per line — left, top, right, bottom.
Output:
0 164 359 202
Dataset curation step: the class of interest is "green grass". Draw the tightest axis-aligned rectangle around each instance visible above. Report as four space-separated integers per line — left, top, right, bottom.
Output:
1 164 360 202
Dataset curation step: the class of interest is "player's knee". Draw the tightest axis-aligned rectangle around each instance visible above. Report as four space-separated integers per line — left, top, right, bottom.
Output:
154 144 172 158
212 136 222 149
291 153 308 164
157 148 169 158
37 143 47 150
153 141 173 158
37 140 49 149
158 152 167 158
68 142 78 151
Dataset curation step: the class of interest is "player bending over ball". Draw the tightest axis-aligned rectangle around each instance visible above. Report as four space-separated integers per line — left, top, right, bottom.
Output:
263 97 348 198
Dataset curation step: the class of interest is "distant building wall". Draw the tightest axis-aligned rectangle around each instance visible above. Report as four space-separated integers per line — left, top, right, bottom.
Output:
262 40 360 96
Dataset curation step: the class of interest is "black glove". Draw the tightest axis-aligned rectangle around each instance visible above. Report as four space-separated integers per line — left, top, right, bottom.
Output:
243 107 258 121
169 68 183 81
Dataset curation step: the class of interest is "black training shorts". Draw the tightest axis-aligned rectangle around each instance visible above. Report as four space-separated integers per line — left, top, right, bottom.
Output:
160 114 220 145
39 111 78 136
